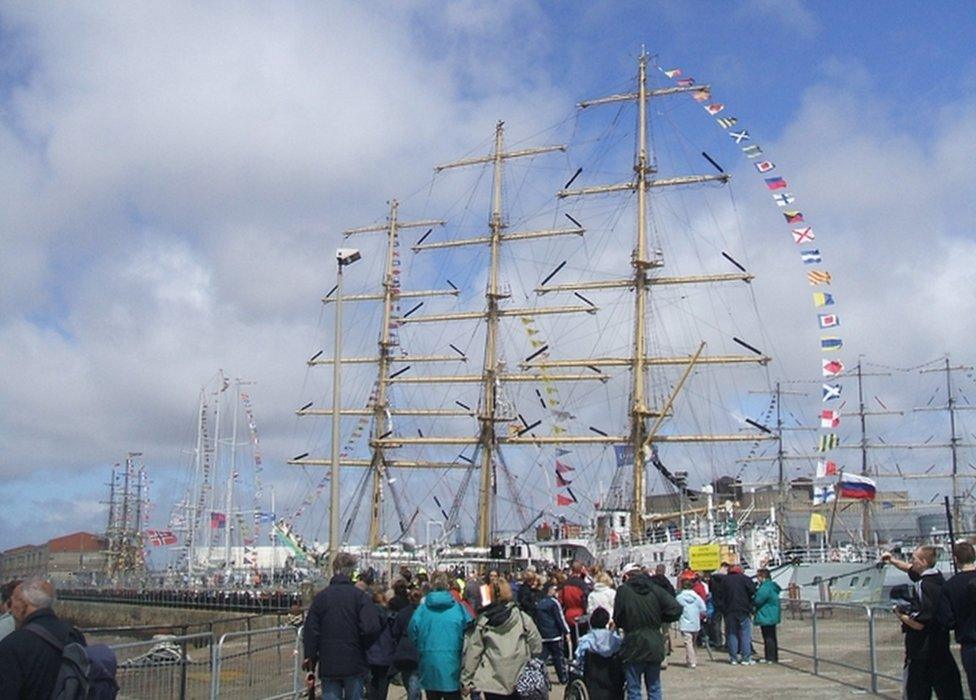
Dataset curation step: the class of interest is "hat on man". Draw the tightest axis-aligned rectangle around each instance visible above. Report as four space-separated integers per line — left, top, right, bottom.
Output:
621 562 641 576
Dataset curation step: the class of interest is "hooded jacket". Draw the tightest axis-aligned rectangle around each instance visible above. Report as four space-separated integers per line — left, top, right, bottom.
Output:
675 589 707 633
461 601 542 695
753 579 782 627
587 582 617 616
408 590 472 691
612 573 683 665
390 602 419 671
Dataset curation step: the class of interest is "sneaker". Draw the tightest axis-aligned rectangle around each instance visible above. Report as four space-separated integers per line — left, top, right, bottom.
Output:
757 658 768 664
729 660 738 665
743 659 757 666
690 663 697 668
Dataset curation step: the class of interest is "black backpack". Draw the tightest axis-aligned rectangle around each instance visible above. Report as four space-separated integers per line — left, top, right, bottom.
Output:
25 624 119 700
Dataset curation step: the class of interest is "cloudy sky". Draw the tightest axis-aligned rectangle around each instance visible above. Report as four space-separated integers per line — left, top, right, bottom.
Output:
1 1 975 553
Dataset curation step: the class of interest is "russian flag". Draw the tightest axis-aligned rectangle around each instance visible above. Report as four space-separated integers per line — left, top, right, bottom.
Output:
839 474 876 501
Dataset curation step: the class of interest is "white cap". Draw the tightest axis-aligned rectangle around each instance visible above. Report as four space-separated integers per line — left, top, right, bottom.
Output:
621 562 641 576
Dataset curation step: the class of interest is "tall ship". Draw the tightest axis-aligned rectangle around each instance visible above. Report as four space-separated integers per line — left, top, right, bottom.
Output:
282 50 973 601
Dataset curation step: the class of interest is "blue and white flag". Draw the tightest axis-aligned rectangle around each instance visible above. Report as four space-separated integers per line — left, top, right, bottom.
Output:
773 192 796 207
822 383 843 402
813 484 836 505
801 249 822 264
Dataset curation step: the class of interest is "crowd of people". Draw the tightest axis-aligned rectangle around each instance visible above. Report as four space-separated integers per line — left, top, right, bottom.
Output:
302 555 790 700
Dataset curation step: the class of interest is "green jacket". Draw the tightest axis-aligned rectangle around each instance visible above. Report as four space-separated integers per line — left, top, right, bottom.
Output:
753 579 782 626
612 573 683 665
461 601 542 695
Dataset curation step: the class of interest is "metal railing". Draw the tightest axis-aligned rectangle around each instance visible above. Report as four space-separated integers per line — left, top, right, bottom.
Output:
770 600 919 697
107 624 304 699
210 625 303 700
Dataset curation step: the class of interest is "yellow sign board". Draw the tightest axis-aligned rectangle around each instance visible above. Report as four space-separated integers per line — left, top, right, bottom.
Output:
688 544 721 571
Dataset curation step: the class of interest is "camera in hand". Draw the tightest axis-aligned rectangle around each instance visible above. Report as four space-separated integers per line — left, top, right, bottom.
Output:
889 583 919 614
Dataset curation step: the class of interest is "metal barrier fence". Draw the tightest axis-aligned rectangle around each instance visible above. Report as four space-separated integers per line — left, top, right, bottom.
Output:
211 625 303 700
108 625 303 699
770 600 964 698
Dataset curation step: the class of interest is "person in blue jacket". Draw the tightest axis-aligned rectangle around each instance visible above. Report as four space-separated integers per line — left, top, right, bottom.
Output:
534 582 571 684
409 572 473 700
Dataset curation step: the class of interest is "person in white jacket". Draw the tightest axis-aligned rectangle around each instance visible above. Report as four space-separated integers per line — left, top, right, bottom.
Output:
587 572 616 616
675 578 707 668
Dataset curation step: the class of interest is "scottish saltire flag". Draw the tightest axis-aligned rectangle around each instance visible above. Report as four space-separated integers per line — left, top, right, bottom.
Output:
823 359 845 376
839 474 877 501
818 434 840 451
706 103 725 115
818 313 840 329
821 336 843 351
813 485 836 505
821 409 840 428
801 249 822 263
755 161 775 173
813 292 835 307
784 211 804 223
816 460 839 478
773 192 796 206
764 177 787 190
729 129 750 143
822 383 842 401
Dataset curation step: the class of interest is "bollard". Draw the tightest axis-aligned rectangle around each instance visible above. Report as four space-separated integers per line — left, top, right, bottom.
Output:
811 601 819 676
866 606 878 694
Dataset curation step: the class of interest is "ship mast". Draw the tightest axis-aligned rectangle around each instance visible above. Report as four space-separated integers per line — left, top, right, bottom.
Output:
545 51 772 539
290 203 469 550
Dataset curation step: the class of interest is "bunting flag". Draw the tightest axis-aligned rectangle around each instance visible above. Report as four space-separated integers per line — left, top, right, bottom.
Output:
818 313 840 329
816 460 839 478
614 445 634 467
823 359 845 376
809 513 828 533
676 77 695 87
555 460 576 474
692 88 711 102
821 409 840 428
555 471 572 487
839 474 877 501
664 68 682 78
556 493 576 506
210 512 227 529
822 384 842 402
818 433 839 451
556 448 572 456
662 61 852 486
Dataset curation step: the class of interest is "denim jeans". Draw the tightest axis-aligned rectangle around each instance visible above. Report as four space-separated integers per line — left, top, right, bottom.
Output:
541 639 568 683
623 661 662 700
403 670 422 700
726 615 752 662
322 674 367 700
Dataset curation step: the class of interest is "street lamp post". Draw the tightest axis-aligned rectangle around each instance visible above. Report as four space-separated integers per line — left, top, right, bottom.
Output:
329 248 361 575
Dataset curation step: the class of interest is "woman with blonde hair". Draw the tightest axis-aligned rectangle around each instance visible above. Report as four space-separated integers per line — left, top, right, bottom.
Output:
462 578 542 700
587 572 616 616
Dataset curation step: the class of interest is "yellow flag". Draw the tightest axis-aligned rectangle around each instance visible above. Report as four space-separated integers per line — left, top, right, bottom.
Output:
809 513 827 533
530 339 545 348
526 328 539 336
520 316 534 325
552 425 567 435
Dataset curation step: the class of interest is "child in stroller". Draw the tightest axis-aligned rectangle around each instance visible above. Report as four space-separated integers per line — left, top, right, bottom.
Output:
564 608 624 700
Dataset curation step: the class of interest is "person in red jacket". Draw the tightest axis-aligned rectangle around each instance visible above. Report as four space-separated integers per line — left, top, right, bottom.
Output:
560 560 591 645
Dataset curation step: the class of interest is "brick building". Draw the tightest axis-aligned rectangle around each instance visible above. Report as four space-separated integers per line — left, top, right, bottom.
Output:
1 531 109 585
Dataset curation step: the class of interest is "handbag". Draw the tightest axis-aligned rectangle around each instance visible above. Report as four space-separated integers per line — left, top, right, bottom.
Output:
513 613 550 700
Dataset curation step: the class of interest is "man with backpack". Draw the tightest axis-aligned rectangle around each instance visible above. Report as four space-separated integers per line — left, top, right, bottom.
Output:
0 577 92 699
